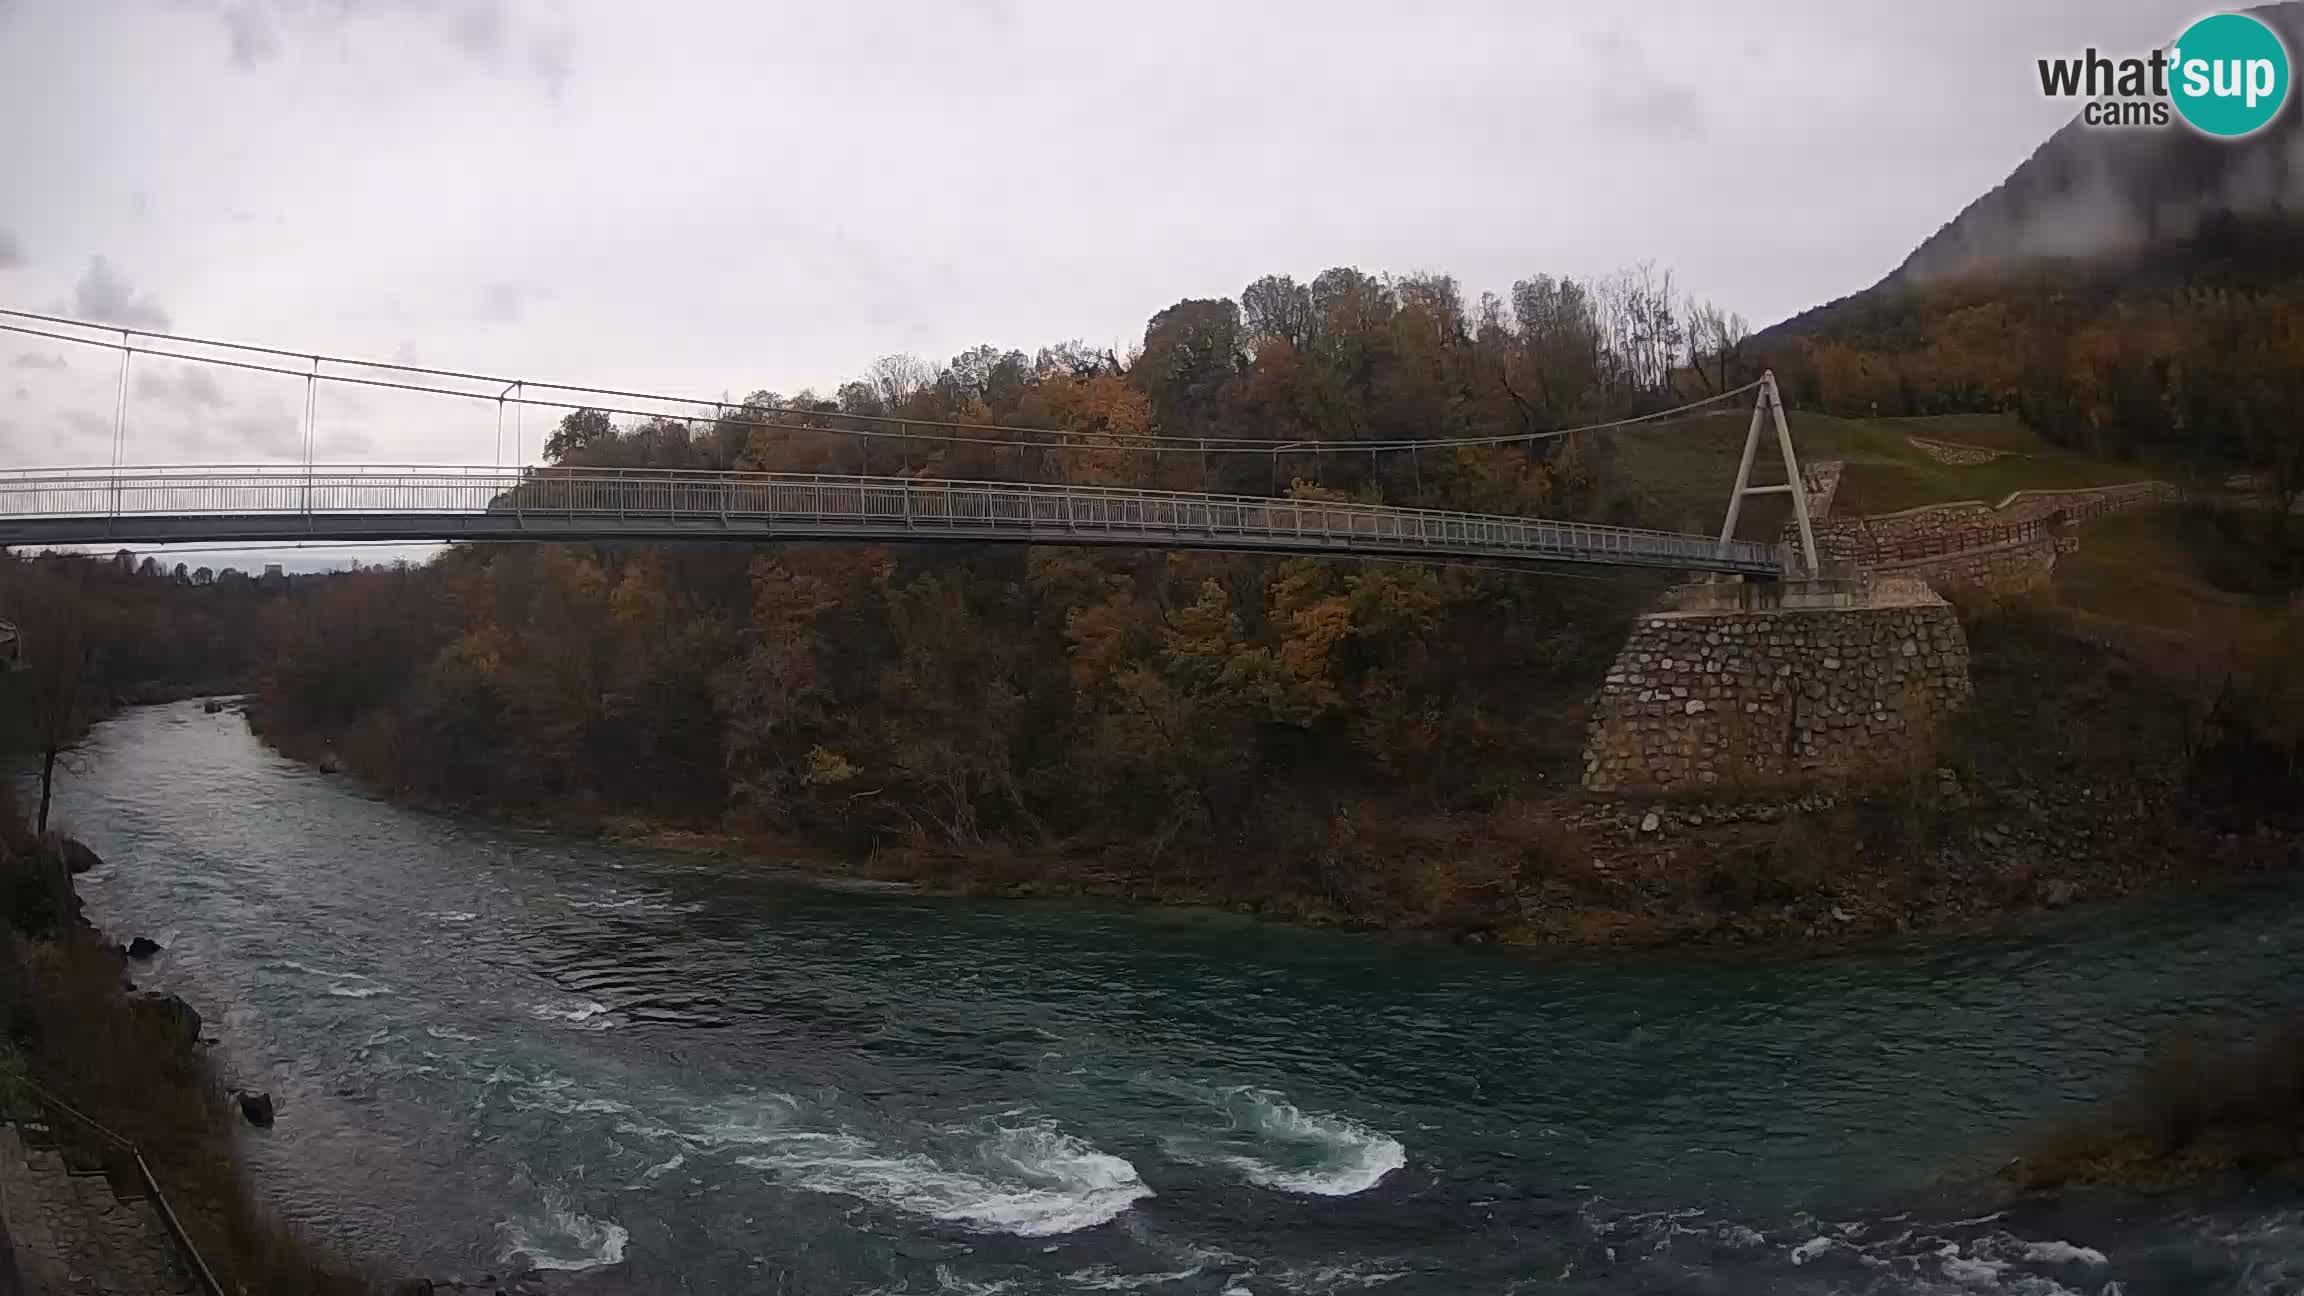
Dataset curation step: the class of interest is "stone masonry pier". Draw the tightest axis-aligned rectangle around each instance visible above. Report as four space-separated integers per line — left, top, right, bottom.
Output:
1581 577 1972 797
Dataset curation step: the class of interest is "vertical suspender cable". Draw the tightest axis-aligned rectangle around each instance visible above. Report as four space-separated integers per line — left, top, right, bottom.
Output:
302 357 319 523
110 330 131 522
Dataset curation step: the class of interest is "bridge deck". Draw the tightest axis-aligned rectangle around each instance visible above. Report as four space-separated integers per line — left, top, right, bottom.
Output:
0 467 1782 575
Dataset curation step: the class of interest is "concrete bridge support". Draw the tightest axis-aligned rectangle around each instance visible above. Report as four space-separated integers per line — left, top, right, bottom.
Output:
1581 578 1972 797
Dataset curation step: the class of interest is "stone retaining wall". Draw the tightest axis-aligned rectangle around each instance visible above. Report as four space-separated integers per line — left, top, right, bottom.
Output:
1908 437 2006 466
1791 480 2179 568
1582 588 1972 796
1873 533 2080 594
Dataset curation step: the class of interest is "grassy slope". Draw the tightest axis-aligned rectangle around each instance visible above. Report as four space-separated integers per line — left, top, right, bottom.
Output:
2053 510 2269 640
1602 409 2157 540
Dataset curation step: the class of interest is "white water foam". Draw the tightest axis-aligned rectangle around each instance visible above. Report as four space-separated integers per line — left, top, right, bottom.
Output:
734 1116 1150 1237
2021 1240 2108 1267
529 998 613 1028
277 959 362 980
1941 1252 2006 1288
1061 1264 1209 1291
425 1024 482 1043
499 1195 629 1272
325 984 391 998
1165 1088 1404 1197
1268 1261 1408 1290
423 910 477 923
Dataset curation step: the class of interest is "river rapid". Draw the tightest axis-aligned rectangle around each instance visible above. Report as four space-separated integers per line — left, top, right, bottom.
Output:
36 701 2304 1294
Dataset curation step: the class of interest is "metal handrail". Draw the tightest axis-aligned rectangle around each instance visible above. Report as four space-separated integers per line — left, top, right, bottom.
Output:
4 1073 227 1296
0 465 1784 573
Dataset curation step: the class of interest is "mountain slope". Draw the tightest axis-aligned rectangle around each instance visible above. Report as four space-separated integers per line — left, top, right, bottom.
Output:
1768 0 2304 340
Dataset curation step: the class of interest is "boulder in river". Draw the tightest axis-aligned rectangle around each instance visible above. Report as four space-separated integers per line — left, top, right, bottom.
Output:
58 839 101 875
202 699 225 714
318 749 345 774
237 1091 276 1127
128 992 202 1049
125 936 162 960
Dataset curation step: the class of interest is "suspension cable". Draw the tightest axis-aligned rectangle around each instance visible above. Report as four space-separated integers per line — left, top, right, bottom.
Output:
0 311 1761 458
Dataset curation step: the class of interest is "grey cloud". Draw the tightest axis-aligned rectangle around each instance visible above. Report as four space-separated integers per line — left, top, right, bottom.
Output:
61 409 110 444
318 425 375 457
10 352 65 370
135 365 230 412
449 0 506 59
224 408 301 458
64 258 171 332
1593 84 1706 139
476 281 538 322
527 28 572 96
0 226 22 270
197 0 573 91
11 387 27 402
1583 29 1644 65
222 5 277 68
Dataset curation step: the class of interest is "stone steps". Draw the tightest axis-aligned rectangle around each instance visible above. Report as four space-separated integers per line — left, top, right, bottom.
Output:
0 1121 196 1294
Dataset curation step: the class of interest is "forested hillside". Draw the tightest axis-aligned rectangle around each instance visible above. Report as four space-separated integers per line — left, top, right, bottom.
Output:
1758 1 2304 500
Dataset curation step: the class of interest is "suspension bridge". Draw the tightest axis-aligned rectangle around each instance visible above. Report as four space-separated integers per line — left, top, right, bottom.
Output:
0 310 1819 577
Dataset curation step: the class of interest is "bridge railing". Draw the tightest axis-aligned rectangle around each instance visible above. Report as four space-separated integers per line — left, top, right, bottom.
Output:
0 465 1782 572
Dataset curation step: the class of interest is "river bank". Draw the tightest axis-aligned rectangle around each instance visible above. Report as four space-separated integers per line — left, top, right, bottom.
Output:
0 808 648 1296
0 816 376 1294
246 598 2303 951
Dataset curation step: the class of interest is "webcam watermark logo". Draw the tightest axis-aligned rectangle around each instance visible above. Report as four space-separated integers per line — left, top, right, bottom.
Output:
2037 11 2291 137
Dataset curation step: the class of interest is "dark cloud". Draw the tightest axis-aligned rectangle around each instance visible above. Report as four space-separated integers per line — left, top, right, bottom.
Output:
0 226 22 271
1593 84 1706 139
64 257 172 332
10 352 65 370
135 365 229 412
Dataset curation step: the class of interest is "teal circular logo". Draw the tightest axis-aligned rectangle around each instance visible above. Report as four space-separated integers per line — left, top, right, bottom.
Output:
2170 12 2292 137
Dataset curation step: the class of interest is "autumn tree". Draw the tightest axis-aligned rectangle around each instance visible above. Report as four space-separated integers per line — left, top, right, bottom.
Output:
0 563 110 834
543 408 618 463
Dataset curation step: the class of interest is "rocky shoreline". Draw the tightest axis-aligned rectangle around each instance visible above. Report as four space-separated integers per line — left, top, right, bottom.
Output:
13 831 634 1295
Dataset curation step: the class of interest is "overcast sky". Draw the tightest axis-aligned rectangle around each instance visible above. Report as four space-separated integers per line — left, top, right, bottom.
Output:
0 0 2207 488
